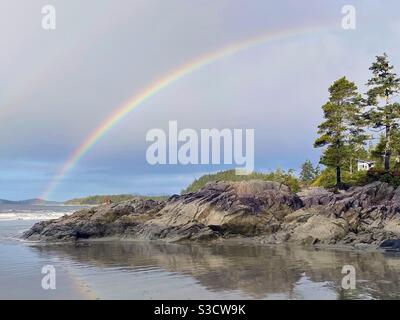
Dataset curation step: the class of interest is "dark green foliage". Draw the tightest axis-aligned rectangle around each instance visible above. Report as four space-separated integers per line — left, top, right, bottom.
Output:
365 53 400 171
370 134 386 167
299 160 319 185
364 168 400 187
312 167 400 189
182 169 300 194
345 146 369 174
314 77 366 187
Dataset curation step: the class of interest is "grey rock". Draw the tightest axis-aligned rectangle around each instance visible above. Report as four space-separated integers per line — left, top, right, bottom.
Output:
22 181 400 248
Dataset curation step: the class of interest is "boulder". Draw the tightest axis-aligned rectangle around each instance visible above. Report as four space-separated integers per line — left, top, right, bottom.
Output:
288 214 349 245
298 187 335 207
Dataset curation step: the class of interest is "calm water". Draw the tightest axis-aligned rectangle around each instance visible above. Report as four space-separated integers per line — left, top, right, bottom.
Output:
1 207 400 299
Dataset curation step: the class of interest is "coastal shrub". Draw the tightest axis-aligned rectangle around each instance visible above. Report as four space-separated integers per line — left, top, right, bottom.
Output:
344 170 369 186
311 169 368 188
364 168 400 187
311 166 400 189
182 169 300 194
311 169 336 188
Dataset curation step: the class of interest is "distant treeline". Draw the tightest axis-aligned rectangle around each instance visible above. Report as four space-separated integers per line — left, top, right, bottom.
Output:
65 194 169 205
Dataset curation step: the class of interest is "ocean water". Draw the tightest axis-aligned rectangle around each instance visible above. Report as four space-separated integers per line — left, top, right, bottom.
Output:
1 205 400 300
0 204 83 221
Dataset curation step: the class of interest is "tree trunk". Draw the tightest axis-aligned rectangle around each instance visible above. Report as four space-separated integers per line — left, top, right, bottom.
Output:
336 166 342 188
350 157 353 176
384 151 391 172
384 124 391 172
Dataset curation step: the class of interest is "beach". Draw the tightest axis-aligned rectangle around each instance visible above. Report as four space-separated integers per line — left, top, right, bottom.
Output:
2 205 400 300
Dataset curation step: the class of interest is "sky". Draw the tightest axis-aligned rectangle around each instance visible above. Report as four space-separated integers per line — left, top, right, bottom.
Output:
1 0 400 201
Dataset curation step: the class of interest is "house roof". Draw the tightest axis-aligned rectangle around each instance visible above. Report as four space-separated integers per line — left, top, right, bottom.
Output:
357 159 375 164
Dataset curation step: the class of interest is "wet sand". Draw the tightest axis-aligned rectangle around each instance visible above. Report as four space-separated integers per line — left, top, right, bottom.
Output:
2 220 400 299
0 220 97 299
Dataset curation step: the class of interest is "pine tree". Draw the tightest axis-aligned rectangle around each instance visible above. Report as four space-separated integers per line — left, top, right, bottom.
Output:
314 77 365 188
299 160 318 185
366 53 400 171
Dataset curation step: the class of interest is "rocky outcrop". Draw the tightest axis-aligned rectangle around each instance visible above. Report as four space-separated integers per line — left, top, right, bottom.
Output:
23 181 302 242
23 198 165 241
297 187 334 207
142 180 303 238
22 180 400 249
271 182 400 247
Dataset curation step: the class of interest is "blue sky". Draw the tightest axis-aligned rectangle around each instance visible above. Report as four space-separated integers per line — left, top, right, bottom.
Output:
1 0 400 201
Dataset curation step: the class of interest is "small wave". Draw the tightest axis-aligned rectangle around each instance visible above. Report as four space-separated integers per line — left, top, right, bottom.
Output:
0 212 73 221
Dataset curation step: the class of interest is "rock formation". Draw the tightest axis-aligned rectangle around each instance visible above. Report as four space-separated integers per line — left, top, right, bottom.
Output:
22 180 400 249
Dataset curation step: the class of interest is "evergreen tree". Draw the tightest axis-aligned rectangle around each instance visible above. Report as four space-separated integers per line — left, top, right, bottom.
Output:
314 164 321 177
370 134 386 167
347 144 369 175
366 53 400 171
347 97 370 175
299 160 318 185
314 77 365 187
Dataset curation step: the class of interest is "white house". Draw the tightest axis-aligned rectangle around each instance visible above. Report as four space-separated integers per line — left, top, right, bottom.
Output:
357 160 375 171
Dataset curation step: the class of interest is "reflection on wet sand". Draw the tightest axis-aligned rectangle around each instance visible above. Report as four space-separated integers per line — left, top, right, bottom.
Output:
30 241 400 299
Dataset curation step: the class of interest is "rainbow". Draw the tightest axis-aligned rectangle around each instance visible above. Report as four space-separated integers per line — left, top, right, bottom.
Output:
40 22 339 200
